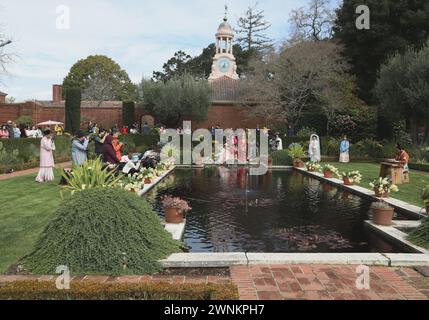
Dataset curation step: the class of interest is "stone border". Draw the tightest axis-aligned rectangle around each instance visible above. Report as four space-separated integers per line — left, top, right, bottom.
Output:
137 167 175 197
295 167 427 219
160 252 429 268
164 221 186 241
365 221 428 254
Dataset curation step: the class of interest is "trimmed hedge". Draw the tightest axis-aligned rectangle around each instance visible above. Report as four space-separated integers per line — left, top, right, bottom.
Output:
0 136 71 173
24 188 182 275
122 101 135 127
122 134 160 150
409 163 429 173
65 88 82 134
271 150 293 166
0 281 239 300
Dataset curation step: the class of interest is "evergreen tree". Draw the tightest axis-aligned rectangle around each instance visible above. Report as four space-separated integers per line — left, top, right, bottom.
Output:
235 2 272 52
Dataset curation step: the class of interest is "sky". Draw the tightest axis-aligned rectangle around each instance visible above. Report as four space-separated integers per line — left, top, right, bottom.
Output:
0 0 340 101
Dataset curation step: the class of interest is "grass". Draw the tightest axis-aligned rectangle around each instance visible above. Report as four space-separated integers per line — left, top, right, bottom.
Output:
325 162 429 208
0 170 64 273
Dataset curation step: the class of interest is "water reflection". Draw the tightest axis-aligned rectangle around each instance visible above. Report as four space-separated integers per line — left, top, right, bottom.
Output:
146 167 403 253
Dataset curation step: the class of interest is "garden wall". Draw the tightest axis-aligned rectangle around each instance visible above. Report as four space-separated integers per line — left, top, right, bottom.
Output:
0 102 147 129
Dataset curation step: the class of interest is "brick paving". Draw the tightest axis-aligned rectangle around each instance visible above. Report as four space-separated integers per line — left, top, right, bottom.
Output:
230 265 429 300
0 162 71 181
0 265 428 300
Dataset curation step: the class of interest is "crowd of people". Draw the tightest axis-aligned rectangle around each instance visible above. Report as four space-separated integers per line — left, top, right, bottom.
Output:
0 120 66 139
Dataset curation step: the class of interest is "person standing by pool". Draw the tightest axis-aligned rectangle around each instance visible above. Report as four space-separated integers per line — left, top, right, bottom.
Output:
309 134 321 162
339 135 350 163
71 131 89 166
35 129 56 183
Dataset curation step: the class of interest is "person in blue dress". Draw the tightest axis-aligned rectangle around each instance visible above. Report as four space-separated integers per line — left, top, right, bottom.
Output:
339 135 350 163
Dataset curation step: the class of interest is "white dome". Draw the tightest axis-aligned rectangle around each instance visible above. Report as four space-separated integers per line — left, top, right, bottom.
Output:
216 18 234 37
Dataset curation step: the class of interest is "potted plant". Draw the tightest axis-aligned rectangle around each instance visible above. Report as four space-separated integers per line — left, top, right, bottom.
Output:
288 143 306 168
142 168 155 185
162 195 192 224
369 177 399 198
342 171 362 186
322 164 339 179
305 161 321 172
422 185 429 214
371 201 395 226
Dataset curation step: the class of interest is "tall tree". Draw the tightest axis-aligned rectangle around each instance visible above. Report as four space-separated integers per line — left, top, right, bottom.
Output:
241 41 358 132
0 30 13 83
289 0 335 42
152 51 192 82
65 88 82 134
235 2 272 52
63 55 136 103
376 41 429 144
334 0 429 103
139 75 211 127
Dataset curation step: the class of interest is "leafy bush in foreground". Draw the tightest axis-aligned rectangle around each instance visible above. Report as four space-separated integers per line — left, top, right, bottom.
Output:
24 189 182 275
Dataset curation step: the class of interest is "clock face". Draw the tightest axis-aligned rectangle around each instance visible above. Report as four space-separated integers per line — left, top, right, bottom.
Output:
218 58 231 73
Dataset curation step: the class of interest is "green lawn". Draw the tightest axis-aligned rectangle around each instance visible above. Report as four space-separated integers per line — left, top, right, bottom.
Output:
326 162 429 208
0 171 64 273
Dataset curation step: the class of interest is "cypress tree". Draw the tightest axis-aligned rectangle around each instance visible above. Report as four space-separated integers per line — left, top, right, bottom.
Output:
65 88 82 134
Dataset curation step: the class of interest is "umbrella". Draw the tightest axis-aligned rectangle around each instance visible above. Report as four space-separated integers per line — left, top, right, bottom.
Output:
37 120 64 126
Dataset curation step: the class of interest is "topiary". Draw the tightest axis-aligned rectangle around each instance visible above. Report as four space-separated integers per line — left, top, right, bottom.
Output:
24 188 182 275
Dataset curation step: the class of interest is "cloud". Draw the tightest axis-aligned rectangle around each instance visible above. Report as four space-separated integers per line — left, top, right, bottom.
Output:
0 0 314 101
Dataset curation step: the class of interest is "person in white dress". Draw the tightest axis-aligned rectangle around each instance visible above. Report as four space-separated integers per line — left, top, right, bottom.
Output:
275 134 283 151
309 134 321 163
35 130 56 183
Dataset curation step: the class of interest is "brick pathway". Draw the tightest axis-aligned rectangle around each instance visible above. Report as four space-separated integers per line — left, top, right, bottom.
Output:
0 162 71 181
1 265 428 300
230 265 429 300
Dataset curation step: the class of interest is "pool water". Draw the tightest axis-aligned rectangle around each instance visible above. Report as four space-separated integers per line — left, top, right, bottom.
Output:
145 167 407 253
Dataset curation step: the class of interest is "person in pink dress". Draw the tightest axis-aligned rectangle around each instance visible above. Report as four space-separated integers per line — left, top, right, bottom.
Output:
36 129 56 183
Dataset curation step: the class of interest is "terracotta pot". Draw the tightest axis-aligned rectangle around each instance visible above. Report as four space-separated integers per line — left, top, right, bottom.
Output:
144 178 152 185
372 207 394 226
293 159 304 168
164 207 184 224
343 177 354 186
324 171 333 179
374 189 389 198
307 168 315 172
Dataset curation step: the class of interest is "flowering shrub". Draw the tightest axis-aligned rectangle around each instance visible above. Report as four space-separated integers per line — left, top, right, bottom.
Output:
369 177 399 194
342 171 362 184
305 161 321 172
162 196 192 214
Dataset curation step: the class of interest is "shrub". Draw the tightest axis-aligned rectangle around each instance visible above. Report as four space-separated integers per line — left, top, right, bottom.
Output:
15 115 33 127
321 137 341 157
0 281 239 300
122 134 160 150
61 158 121 195
408 218 429 249
24 188 182 275
287 143 306 159
65 88 82 134
296 127 317 139
351 139 383 159
271 150 293 166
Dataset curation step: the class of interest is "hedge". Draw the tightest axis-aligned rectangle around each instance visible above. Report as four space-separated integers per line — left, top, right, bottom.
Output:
65 88 82 134
0 281 239 300
409 163 429 173
0 136 71 173
122 101 135 127
121 134 160 150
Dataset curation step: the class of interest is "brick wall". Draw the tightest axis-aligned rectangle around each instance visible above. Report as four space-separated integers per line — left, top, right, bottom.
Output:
1 102 265 130
194 104 267 129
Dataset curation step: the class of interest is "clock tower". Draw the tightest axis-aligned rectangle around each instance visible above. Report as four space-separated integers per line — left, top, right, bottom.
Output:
208 7 240 82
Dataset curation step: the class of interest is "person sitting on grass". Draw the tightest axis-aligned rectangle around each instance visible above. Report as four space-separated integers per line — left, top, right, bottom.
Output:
71 131 89 166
